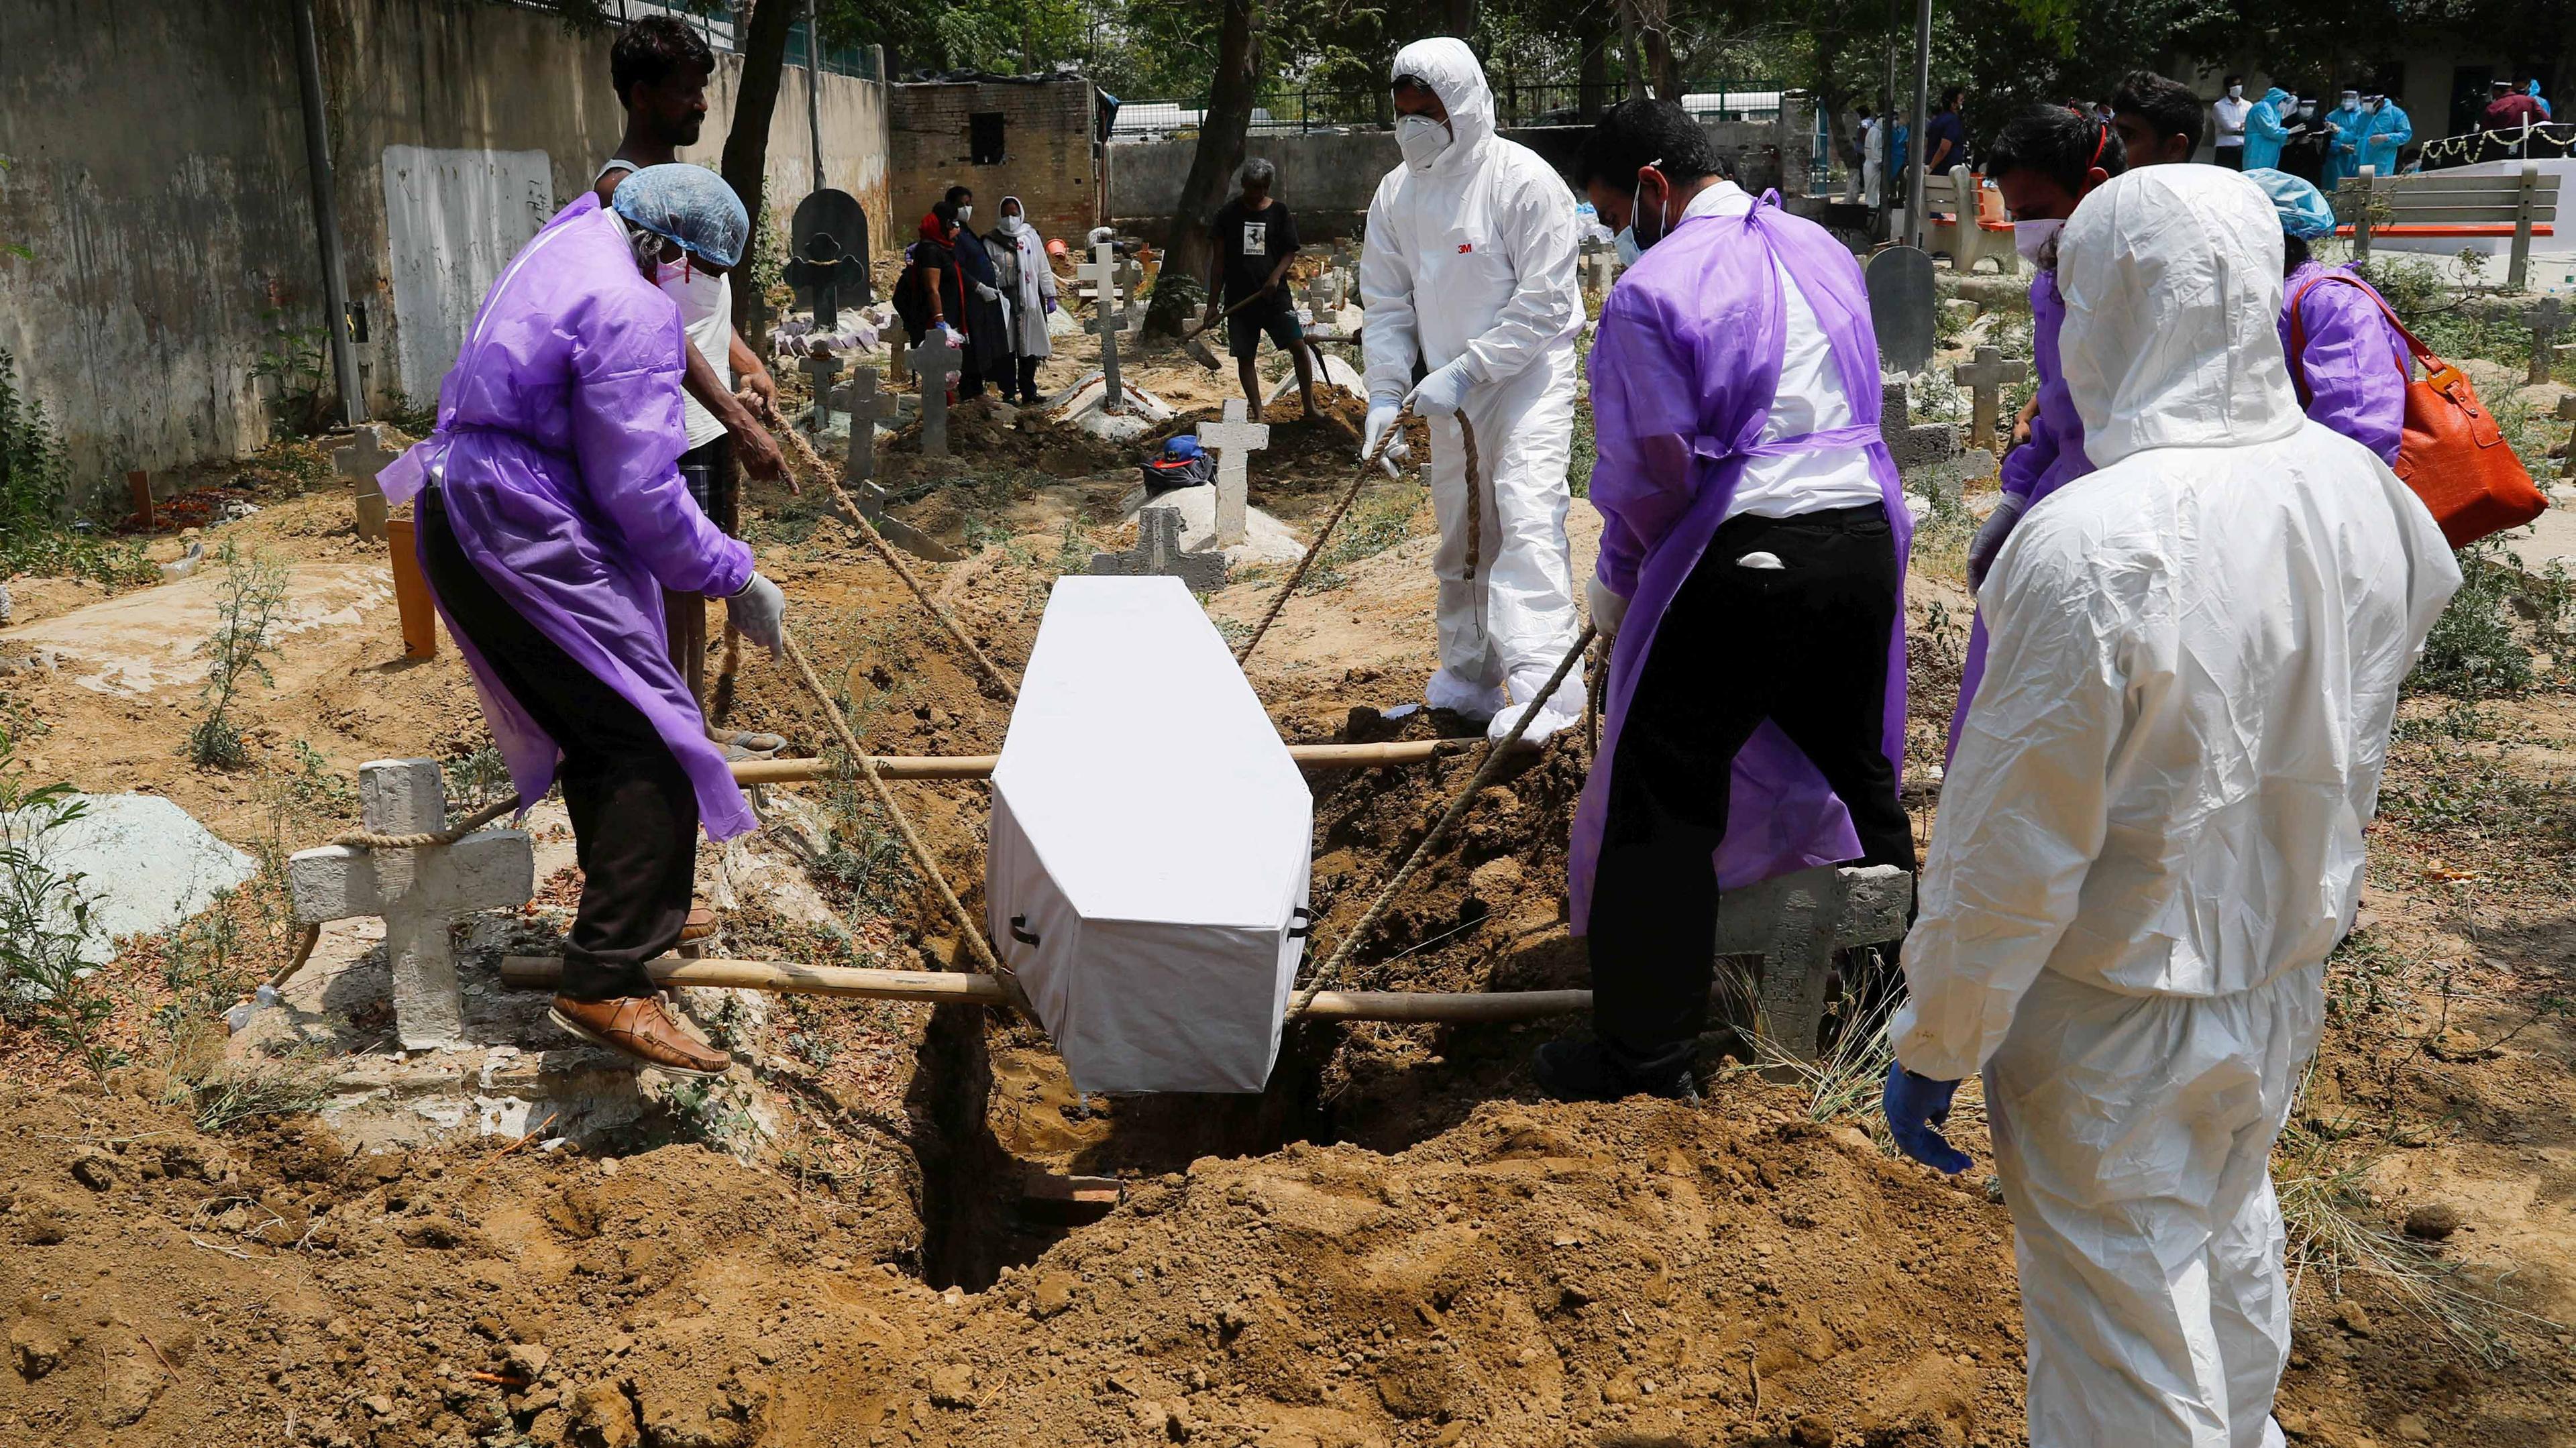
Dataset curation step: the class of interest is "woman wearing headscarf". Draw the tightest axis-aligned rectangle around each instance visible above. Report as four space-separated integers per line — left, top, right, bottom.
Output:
374 164 788 1076
2251 168 2410 464
899 202 978 398
947 190 1015 401
989 194 1059 404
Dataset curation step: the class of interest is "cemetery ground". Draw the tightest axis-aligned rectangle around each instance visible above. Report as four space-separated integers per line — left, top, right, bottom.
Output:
3 300 2576 1448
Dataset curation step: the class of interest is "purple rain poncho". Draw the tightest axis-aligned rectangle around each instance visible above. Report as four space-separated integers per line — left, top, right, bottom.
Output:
1945 267 2093 763
378 193 757 839
1570 194 1913 927
2281 261 2409 465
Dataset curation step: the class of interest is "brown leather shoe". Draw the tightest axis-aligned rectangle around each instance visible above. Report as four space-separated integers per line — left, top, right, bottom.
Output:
680 905 716 943
548 995 731 1077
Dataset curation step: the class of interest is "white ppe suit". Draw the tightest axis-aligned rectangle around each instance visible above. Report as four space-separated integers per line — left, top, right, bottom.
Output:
1890 166 2459 1447
1360 38 1587 740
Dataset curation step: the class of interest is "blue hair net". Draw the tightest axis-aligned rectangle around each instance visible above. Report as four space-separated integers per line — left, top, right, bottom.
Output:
2245 168 2337 241
610 164 750 269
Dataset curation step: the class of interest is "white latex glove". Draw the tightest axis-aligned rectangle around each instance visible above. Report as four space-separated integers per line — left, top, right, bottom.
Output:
1966 493 2027 592
1587 574 1631 641
973 282 1000 302
1361 398 1411 477
727 573 786 658
1403 357 1475 417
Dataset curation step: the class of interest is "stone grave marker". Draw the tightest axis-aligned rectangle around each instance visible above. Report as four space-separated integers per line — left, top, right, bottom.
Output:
332 423 398 543
2560 395 2576 478
915 328 965 457
1880 378 1960 484
1949 345 2028 453
889 329 910 384
1079 241 1126 412
1865 245 1938 375
1715 864 1912 1070
2532 298 2569 386
1088 505 1226 592
287 759 534 1050
837 368 900 484
1197 398 1273 546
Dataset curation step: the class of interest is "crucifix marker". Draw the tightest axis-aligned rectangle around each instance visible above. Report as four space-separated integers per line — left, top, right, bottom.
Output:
915 329 965 457
1079 241 1125 413
1950 345 2029 451
1197 398 1272 547
837 368 900 484
286 759 533 1050
1880 379 1960 496
888 330 911 384
2532 298 2568 386
1088 506 1226 592
332 424 398 543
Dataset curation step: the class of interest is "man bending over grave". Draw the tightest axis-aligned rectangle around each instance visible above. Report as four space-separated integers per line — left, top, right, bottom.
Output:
1358 38 1587 743
376 164 790 1077
1543 99 1916 1103
1203 158 1318 421
1949 106 2124 765
1880 162 2457 1448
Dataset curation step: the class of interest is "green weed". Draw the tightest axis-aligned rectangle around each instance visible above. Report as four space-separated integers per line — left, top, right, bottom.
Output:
0 738 121 1076
188 543 291 768
1307 481 1424 590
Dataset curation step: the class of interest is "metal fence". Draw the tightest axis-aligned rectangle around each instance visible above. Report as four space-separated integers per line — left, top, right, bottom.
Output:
1109 79 1786 140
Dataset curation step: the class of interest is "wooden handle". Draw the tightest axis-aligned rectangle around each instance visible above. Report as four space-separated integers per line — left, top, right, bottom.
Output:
725 738 1470 785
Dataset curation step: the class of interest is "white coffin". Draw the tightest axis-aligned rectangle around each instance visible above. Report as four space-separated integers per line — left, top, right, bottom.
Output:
987 577 1313 1093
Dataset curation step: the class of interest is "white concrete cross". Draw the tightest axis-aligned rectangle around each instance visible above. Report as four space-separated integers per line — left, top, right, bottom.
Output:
1949 345 2029 452
1079 241 1125 413
1197 398 1272 547
288 759 533 1050
837 367 901 484
332 424 398 543
916 329 965 457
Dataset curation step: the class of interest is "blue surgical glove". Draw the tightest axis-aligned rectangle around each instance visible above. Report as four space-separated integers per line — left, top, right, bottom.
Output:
1403 357 1476 417
1883 1062 1972 1174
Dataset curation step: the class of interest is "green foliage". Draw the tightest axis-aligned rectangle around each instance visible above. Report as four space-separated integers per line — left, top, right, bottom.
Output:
157 901 245 1040
0 736 122 1077
1307 480 1423 590
2408 539 2566 698
443 743 515 813
189 543 292 769
251 309 333 438
0 348 153 588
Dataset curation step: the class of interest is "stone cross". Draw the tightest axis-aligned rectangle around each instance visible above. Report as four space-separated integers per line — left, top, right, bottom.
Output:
287 759 534 1050
1714 864 1912 1071
1115 257 1148 334
332 424 398 543
915 329 965 457
2532 298 2568 387
802 353 844 435
1079 241 1125 412
1197 398 1272 547
1949 345 2029 451
837 368 900 484
889 329 910 384
1089 505 1226 592
2559 394 2576 478
1880 379 1960 475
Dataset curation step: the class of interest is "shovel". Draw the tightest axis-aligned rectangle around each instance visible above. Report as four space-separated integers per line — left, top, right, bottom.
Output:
1181 292 1275 372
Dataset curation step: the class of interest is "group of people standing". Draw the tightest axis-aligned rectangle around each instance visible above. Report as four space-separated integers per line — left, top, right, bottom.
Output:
895 186 1060 405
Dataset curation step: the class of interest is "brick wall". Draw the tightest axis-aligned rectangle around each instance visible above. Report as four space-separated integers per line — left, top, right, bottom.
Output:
890 76 1098 247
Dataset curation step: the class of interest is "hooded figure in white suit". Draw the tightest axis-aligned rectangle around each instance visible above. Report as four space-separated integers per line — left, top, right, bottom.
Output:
1882 165 2459 1447
1358 38 1587 741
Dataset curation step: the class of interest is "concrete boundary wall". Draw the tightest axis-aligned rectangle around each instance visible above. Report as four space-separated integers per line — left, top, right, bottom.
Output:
0 0 893 491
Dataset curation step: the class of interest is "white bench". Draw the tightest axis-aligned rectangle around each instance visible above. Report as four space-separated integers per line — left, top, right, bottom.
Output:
1920 164 2019 275
2345 162 2561 290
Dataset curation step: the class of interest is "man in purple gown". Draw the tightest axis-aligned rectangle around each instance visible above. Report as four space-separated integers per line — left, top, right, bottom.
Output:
1543 100 1915 1102
378 165 786 1076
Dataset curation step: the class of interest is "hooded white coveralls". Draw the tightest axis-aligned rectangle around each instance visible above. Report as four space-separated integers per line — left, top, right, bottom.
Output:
1360 38 1587 736
1891 166 2459 1447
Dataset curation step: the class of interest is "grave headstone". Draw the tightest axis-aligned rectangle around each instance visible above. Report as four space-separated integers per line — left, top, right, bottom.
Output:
1865 245 1938 375
384 517 437 659
332 424 399 543
1949 345 2029 452
1088 505 1226 592
1714 865 1912 1069
1197 398 1273 547
916 329 965 457
1079 241 1126 413
889 330 911 384
2532 297 2569 386
287 759 534 1050
1880 378 1960 481
837 368 901 484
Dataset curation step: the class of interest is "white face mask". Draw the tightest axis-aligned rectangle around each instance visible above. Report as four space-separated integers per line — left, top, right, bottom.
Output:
1615 227 1642 266
2363 99 2381 114
956 204 973 223
2229 85 2244 99
1397 114 1453 171
1623 159 1670 256
2340 93 2359 109
2012 218 2063 263
657 254 724 315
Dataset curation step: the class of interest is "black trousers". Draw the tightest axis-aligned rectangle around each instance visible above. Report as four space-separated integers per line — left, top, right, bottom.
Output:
1587 504 1917 1078
1015 354 1042 403
420 488 696 1001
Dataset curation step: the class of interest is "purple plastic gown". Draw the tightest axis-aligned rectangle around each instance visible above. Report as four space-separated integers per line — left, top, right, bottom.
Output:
378 194 757 840
2280 260 2409 465
1946 268 2092 764
1570 194 1912 927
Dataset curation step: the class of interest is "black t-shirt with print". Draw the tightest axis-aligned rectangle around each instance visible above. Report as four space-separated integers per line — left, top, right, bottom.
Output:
1211 197 1300 309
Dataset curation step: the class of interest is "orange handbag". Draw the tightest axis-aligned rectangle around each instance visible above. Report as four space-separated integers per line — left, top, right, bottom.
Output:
2289 274 2545 548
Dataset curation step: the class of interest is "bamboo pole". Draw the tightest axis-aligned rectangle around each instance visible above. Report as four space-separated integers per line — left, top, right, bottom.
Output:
499 955 1585 1022
725 738 1470 785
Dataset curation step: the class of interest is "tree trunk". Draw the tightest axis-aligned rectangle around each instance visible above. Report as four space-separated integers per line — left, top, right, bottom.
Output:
721 0 800 348
1635 0 1682 103
1443 0 1479 39
1577 11 1611 120
1150 0 1259 338
1616 0 1650 99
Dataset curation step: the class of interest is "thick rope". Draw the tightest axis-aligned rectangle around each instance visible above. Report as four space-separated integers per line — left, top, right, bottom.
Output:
754 391 1023 702
779 626 1020 998
331 792 523 851
1234 402 1416 664
1286 624 1595 1019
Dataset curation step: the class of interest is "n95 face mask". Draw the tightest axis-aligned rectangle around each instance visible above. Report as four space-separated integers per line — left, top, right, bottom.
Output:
1397 115 1452 171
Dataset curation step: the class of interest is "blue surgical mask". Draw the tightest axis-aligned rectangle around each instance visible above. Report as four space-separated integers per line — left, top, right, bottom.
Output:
1615 227 1642 267
1621 157 1669 259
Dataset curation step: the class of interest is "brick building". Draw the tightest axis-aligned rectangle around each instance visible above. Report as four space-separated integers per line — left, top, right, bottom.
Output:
889 72 1105 246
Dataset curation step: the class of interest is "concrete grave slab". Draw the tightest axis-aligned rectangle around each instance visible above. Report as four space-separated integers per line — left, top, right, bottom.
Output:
1089 506 1228 591
1113 483 1306 566
7 793 256 964
0 563 392 696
